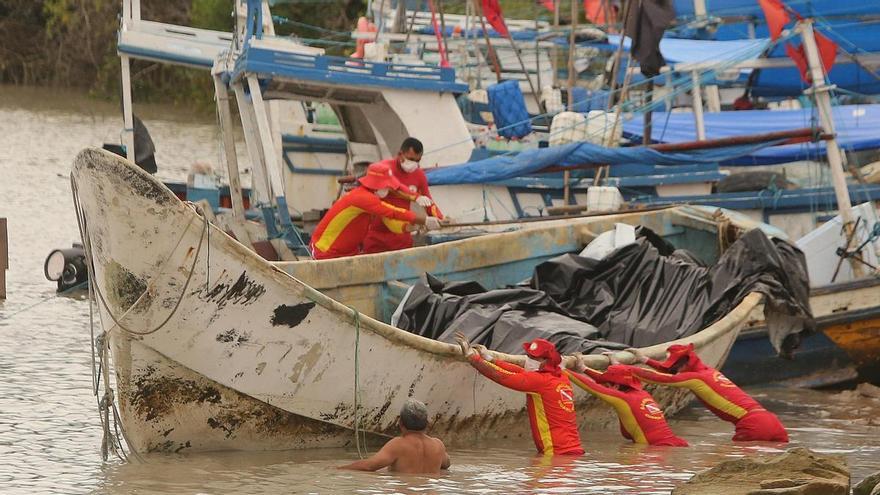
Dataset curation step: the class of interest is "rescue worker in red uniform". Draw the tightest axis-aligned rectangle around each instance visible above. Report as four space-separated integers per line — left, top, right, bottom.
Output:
454 332 584 456
623 344 789 442
566 358 688 447
362 137 443 254
310 162 441 259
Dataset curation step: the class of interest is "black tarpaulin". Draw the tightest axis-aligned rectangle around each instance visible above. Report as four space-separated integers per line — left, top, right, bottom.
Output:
394 228 814 357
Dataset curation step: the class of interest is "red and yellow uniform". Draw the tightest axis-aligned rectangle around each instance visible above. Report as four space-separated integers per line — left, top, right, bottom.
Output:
468 353 584 456
566 366 688 447
624 344 788 442
362 158 443 254
310 185 416 260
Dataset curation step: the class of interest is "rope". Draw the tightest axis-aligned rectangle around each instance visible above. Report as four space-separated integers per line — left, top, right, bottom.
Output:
350 306 368 458
72 175 209 337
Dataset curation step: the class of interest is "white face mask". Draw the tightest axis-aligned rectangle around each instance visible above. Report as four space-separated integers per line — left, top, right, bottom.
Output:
401 159 420 173
375 188 390 198
524 357 541 372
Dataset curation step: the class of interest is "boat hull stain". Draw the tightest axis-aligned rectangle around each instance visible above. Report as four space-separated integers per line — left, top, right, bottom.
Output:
271 302 317 327
200 271 267 310
118 340 362 452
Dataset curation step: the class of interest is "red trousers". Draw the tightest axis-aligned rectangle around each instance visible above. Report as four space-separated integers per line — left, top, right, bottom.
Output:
733 411 789 442
361 230 413 254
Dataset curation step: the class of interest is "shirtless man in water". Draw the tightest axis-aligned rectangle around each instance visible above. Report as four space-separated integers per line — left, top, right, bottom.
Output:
339 398 451 474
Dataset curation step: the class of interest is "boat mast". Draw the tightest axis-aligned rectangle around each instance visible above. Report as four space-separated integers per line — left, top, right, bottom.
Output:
797 19 862 275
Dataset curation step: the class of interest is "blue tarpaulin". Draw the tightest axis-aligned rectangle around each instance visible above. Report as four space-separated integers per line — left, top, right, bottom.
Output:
604 22 880 95
622 104 880 165
425 139 784 186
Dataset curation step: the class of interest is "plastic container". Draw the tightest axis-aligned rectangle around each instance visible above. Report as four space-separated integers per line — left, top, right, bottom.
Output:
487 80 532 139
541 86 564 114
586 110 622 146
586 186 624 212
549 112 587 147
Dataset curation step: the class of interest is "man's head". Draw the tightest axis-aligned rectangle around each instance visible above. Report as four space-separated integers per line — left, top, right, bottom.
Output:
522 338 562 375
397 137 424 173
399 398 429 432
359 162 405 198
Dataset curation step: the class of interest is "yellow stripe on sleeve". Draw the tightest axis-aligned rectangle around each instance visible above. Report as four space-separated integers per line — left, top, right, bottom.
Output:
314 206 365 252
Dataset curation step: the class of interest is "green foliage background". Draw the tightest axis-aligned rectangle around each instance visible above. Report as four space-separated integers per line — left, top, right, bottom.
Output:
0 0 576 107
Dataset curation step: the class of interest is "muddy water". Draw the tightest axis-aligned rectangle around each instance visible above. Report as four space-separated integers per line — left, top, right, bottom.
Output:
1 86 879 494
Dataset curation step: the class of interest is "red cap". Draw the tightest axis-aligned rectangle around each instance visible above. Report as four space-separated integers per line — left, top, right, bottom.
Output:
359 162 406 191
522 339 562 374
658 343 706 372
596 365 642 389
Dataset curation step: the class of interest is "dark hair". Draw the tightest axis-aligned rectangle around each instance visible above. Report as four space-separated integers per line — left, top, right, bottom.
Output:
400 398 428 431
399 137 423 155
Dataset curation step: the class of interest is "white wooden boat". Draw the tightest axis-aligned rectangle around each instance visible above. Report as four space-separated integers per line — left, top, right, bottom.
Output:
73 148 762 453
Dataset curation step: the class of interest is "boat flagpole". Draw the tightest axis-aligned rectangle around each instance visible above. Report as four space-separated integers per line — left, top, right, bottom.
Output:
797 19 862 275
472 0 503 82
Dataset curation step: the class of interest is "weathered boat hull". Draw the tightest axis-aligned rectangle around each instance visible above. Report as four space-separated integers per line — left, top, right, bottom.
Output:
73 148 759 453
722 278 880 387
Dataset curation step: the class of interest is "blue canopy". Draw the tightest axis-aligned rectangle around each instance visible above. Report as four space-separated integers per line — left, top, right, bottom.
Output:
673 0 880 19
425 139 785 186
622 104 880 165
603 25 880 95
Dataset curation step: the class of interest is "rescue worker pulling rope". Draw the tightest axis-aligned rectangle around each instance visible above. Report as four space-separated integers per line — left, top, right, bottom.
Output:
566 357 688 447
622 344 789 442
454 332 585 456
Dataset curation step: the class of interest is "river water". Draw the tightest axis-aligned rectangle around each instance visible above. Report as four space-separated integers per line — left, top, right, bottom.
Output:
1 85 878 494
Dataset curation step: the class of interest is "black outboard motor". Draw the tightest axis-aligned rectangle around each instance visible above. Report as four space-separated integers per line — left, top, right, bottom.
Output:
44 243 88 292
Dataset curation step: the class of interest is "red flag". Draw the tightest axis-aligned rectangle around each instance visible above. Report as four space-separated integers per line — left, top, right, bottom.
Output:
785 32 838 83
585 0 604 24
758 0 789 40
481 0 509 37
540 0 555 12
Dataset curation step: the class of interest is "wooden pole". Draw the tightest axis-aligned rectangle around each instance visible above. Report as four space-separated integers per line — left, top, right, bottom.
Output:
0 218 6 300
120 55 136 162
643 81 654 145
566 0 578 107
564 0 579 206
798 20 861 275
212 73 246 219
437 0 450 61
472 0 503 82
691 70 707 141
552 0 560 86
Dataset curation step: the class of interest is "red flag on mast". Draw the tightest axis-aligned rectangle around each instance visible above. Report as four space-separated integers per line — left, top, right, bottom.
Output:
481 0 510 37
758 0 789 40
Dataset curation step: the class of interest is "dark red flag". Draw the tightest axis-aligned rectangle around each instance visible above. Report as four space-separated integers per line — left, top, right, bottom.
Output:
481 0 509 37
758 0 790 40
785 31 838 83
